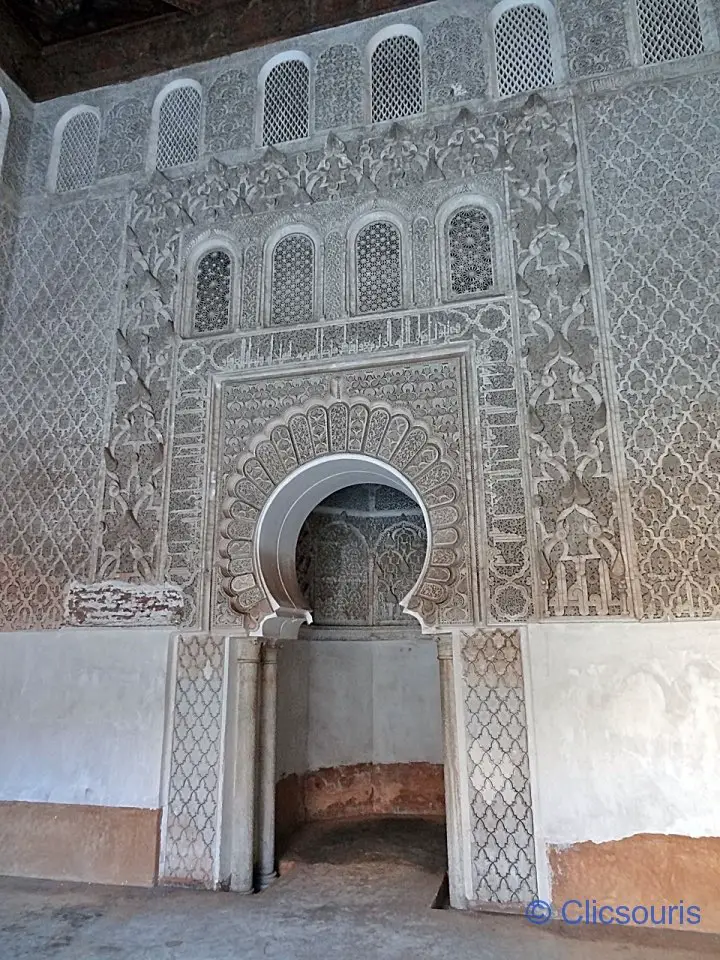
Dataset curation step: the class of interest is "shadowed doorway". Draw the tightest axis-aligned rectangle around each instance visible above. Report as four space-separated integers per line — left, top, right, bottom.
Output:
273 483 447 885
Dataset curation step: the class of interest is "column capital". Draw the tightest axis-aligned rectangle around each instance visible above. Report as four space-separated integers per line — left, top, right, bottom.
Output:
234 637 263 663
436 634 454 661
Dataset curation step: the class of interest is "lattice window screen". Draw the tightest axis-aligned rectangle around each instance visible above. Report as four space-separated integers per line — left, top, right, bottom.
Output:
494 4 555 98
193 250 232 334
262 59 310 145
355 221 403 314
636 0 705 63
371 34 424 123
448 208 494 297
156 85 202 170
55 111 100 193
270 233 315 325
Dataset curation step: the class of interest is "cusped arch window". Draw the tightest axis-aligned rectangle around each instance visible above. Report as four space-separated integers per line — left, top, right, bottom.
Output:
445 206 495 299
267 230 317 326
153 81 202 171
185 243 237 336
0 88 9 177
50 107 100 194
370 29 424 123
261 55 311 146
492 1 559 98
353 218 404 315
635 0 708 64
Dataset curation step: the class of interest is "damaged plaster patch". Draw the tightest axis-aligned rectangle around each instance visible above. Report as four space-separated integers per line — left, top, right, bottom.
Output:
64 580 185 626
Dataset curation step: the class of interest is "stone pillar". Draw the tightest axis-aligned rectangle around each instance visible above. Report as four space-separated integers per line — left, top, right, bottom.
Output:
230 638 262 894
256 639 279 890
437 633 466 908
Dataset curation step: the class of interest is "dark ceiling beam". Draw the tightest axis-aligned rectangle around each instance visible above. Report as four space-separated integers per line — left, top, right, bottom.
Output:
0 0 430 101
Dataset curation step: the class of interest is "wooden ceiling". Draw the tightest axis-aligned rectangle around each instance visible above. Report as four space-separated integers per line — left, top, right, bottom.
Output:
0 0 427 101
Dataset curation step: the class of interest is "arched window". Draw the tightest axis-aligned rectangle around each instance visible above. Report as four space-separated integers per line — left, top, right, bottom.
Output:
192 249 233 334
51 107 100 193
261 56 310 145
493 2 556 98
269 232 316 325
635 0 705 63
355 220 403 315
153 82 202 171
370 30 423 123
447 207 494 298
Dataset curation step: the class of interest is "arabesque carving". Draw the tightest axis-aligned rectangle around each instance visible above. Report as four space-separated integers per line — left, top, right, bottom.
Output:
219 394 469 629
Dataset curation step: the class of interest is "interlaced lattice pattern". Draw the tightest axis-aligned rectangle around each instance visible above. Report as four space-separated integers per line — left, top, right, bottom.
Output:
194 249 232 334
448 207 494 296
494 4 555 98
355 221 402 314
163 635 225 887
636 0 704 63
156 85 202 170
262 59 310 145
462 629 537 903
270 233 315 325
371 34 424 123
55 111 100 193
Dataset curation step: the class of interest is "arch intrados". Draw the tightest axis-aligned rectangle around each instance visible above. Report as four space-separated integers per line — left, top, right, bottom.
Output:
253 453 431 637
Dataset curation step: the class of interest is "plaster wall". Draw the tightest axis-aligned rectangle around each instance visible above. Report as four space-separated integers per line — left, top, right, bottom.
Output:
527 620 720 848
0 627 172 808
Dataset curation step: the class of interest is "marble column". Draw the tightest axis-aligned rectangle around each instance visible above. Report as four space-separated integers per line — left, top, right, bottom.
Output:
437 633 466 908
256 639 279 890
230 637 262 894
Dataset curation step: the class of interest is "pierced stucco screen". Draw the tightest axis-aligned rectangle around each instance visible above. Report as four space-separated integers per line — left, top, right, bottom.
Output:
636 0 705 63
156 85 202 170
55 110 100 193
494 4 554 98
371 34 423 122
262 59 310 145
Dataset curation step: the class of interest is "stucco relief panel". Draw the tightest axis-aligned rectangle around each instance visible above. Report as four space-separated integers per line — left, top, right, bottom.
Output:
582 75 720 618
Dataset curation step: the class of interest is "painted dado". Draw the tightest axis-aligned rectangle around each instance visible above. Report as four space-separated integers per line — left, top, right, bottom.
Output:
1 0 720 928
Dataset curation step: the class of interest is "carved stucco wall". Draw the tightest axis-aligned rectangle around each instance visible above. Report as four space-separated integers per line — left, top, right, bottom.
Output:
296 484 427 626
2 0 720 908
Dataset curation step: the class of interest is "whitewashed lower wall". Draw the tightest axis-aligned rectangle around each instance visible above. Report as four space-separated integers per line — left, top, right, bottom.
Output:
0 627 172 808
526 620 720 851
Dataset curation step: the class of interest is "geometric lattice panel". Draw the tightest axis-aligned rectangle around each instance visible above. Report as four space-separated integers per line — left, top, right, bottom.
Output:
55 110 100 194
461 628 537 904
0 201 125 631
636 0 704 64
162 635 226 887
494 4 555 98
448 207 494 297
156 85 202 171
355 220 403 314
371 34 424 123
194 249 232 334
262 59 310 146
270 233 315 325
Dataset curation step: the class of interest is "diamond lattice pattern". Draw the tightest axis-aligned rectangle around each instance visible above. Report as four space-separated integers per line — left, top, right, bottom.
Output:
495 4 555 98
636 0 704 64
270 233 315 325
156 86 202 170
55 111 100 193
371 35 424 123
462 629 537 903
163 635 225 886
0 202 124 630
356 221 402 314
263 59 310 145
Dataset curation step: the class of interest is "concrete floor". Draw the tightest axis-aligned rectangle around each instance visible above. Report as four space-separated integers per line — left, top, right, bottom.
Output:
1 819 718 960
